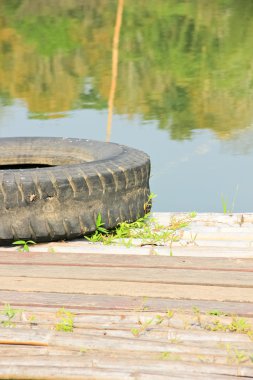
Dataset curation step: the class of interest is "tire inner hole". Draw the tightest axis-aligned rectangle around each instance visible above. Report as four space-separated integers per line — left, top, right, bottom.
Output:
0 164 55 170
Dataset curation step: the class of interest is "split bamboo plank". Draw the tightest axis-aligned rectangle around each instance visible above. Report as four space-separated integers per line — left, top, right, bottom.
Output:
0 345 77 356
0 277 252 302
1 344 253 370
0 353 252 371
1 312 253 347
0 328 51 346
2 353 252 378
52 333 253 355
137 374 250 380
0 264 252 287
73 328 253 348
152 212 253 225
0 365 249 380
1 321 252 349
2 243 253 256
0 366 134 380
1 291 253 315
0 252 253 271
1 328 251 355
0 352 234 366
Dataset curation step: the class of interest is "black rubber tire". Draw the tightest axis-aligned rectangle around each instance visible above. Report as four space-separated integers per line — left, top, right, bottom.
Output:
0 137 150 244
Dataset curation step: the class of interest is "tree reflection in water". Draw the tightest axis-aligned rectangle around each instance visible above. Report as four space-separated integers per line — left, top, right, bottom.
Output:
0 0 253 141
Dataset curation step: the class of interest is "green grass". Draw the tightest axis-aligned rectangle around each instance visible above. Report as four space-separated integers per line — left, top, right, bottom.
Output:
85 212 194 247
85 195 197 248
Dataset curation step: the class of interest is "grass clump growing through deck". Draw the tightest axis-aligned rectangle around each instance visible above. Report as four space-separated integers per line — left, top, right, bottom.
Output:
130 306 253 365
85 195 197 247
130 306 253 340
1 304 22 328
205 316 253 339
55 308 74 333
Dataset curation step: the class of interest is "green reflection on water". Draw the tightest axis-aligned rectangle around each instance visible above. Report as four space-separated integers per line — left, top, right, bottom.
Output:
0 0 253 139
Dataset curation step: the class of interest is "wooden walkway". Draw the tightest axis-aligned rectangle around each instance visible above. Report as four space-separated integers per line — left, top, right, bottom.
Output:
0 213 253 379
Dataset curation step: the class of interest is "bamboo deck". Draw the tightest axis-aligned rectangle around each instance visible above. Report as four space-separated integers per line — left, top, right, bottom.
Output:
0 212 253 379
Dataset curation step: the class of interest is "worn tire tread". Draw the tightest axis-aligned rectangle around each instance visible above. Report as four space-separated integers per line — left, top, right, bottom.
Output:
0 137 150 244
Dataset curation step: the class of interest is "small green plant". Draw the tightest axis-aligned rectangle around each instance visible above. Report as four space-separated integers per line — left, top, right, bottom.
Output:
137 297 149 312
79 347 88 354
221 185 239 214
188 232 198 245
160 352 181 361
55 308 74 332
48 247 56 254
131 327 140 337
228 317 252 334
28 314 37 325
160 351 171 360
206 309 227 317
144 192 157 212
155 314 164 325
12 240 36 252
233 348 248 364
1 304 22 327
131 317 154 337
166 309 174 319
221 195 228 214
196 354 209 363
168 335 182 344
94 213 109 234
192 306 202 325
192 306 200 314
225 344 250 364
85 213 109 242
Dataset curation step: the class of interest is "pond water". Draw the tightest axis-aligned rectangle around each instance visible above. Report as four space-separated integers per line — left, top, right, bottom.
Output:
0 0 253 212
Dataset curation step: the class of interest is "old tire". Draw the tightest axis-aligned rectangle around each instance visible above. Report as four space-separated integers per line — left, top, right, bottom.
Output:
0 137 150 244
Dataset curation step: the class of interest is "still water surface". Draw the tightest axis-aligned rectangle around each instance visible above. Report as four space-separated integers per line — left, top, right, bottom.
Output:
0 0 253 212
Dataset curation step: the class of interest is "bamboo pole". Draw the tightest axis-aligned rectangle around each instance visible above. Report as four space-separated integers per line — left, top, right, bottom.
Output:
106 0 124 142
